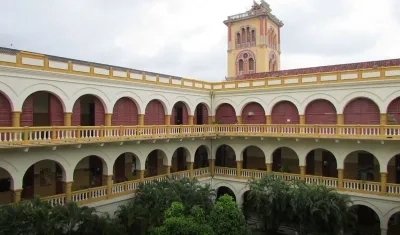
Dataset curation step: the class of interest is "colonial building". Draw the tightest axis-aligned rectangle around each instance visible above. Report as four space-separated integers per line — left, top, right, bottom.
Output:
0 1 400 235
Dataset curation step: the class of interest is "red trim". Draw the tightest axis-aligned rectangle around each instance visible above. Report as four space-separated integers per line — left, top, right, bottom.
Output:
259 17 264 36
228 24 232 42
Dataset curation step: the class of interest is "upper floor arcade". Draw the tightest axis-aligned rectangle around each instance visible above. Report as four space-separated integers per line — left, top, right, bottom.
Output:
1 48 400 148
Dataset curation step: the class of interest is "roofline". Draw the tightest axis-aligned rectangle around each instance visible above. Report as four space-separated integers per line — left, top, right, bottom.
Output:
0 47 183 80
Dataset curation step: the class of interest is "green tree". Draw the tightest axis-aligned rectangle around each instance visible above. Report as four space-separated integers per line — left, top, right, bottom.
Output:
245 174 292 233
151 202 214 235
208 194 249 235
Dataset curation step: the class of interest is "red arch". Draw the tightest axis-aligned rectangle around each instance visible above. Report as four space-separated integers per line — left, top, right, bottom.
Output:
71 95 105 126
271 101 299 124
112 98 138 126
215 103 236 124
0 93 12 127
242 102 265 124
171 102 189 125
343 98 380 125
20 91 64 126
387 97 400 124
305 99 337 124
145 100 165 125
194 103 209 125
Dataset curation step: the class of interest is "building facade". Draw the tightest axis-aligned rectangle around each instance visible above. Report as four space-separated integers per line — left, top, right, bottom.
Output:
1 1 400 235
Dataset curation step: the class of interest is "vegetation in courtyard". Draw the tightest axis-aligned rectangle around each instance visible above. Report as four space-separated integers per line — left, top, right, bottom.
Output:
244 174 356 235
0 176 357 235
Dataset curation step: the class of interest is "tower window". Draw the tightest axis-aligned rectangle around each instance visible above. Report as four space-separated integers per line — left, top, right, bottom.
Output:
236 33 241 45
249 58 254 72
242 28 246 45
251 30 256 44
239 59 244 74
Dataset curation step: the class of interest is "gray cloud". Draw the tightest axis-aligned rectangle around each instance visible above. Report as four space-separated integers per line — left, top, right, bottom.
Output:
0 0 398 81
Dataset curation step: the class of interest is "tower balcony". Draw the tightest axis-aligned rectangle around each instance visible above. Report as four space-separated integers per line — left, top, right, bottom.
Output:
1 124 400 148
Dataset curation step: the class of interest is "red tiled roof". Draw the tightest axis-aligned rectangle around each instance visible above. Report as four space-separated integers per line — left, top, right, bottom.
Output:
236 58 400 80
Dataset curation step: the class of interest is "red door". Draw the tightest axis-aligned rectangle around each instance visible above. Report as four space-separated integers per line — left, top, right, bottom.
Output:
49 94 64 126
387 98 400 124
94 98 105 126
272 149 282 171
20 95 34 127
215 104 236 124
144 100 165 125
114 155 126 182
305 99 337 124
242 102 266 124
71 100 81 126
343 98 380 124
194 104 209 125
112 98 138 126
0 93 12 127
271 101 299 124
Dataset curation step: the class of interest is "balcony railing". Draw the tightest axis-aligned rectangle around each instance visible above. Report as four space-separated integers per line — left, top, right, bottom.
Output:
1 124 400 147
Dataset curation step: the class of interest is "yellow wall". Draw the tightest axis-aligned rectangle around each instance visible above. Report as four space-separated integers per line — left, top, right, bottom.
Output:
227 17 281 77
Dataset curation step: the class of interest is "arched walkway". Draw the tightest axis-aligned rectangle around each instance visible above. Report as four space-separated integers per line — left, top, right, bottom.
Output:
387 154 400 184
111 97 139 126
113 152 141 183
242 146 265 170
22 160 66 200
73 155 107 191
194 103 209 125
194 145 209 169
21 91 64 126
144 100 165 125
171 101 189 125
387 97 400 125
0 167 13 204
305 99 337 124
171 147 190 172
352 205 381 234
216 186 236 202
241 102 266 124
271 147 299 174
388 211 400 235
343 98 380 124
72 95 105 126
271 101 299 124
215 103 236 124
0 92 12 127
145 149 168 177
305 149 337 177
215 144 236 168
344 150 380 182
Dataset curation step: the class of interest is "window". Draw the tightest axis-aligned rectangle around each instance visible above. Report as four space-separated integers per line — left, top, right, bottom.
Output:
236 33 241 44
241 28 246 44
249 58 254 71
239 59 244 73
251 30 256 44
247 27 250 43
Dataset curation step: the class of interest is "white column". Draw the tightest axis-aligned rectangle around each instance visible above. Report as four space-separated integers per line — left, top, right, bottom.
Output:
381 228 387 235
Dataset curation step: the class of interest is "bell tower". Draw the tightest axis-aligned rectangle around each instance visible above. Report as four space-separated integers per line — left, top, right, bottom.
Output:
224 1 283 79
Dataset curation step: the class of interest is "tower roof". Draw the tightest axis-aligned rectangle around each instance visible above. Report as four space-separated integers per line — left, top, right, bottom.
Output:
224 0 283 27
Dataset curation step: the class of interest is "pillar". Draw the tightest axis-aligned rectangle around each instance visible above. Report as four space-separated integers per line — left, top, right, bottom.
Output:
65 181 73 201
64 112 72 126
105 113 112 126
381 228 387 235
381 172 387 194
106 175 113 199
187 162 194 178
12 112 21 127
236 160 242 177
165 115 171 125
209 159 215 175
299 115 305 125
138 114 144 125
236 116 242 124
13 189 22 203
266 163 272 174
266 115 271 125
380 113 386 136
188 115 194 125
138 169 145 182
338 168 344 190
337 114 343 125
209 116 215 124
165 165 171 175
300 166 305 181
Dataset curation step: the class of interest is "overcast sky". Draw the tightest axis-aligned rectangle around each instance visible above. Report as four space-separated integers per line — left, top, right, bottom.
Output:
1 0 399 81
